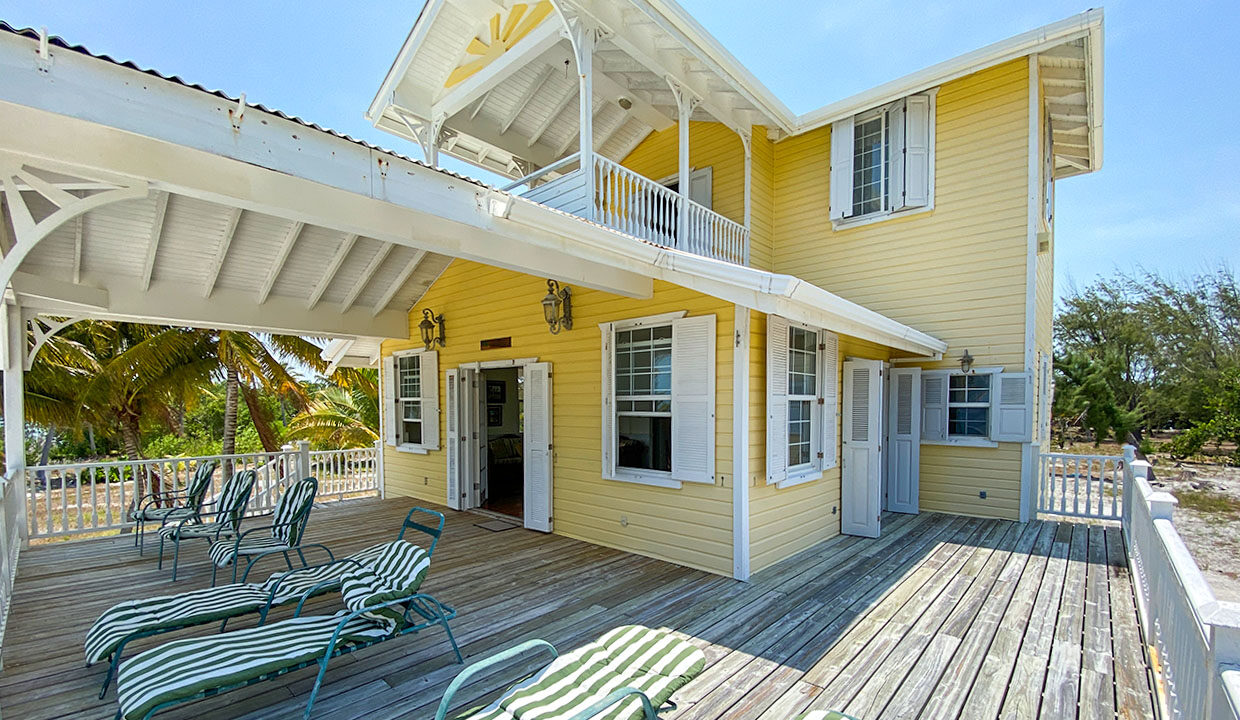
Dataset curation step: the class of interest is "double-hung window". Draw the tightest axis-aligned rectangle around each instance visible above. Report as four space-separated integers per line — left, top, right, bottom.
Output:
766 316 839 487
830 91 936 225
382 349 439 453
921 368 1031 445
601 312 716 487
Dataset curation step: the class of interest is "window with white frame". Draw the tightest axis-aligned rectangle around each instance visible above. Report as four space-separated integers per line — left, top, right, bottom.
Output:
601 313 716 487
766 316 838 486
921 368 1031 445
382 349 440 452
830 92 935 224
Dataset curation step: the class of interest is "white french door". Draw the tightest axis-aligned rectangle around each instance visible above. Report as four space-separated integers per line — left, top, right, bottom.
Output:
523 362 553 533
842 359 884 538
885 367 921 514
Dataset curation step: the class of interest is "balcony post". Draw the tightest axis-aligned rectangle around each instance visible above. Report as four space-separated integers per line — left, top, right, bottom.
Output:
668 80 700 249
564 18 597 221
738 127 752 229
2 301 28 546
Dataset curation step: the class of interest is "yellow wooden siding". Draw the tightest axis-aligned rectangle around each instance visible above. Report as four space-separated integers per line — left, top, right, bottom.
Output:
764 59 1033 518
619 122 776 271
748 334 889 573
380 260 737 575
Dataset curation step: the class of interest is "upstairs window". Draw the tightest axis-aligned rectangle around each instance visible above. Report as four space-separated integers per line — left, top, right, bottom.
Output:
830 92 936 225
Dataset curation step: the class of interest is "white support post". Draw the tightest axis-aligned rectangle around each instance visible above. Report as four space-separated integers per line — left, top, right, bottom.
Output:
375 438 385 499
566 19 597 221
738 128 753 230
732 305 751 581
668 79 700 248
296 440 311 481
3 301 28 546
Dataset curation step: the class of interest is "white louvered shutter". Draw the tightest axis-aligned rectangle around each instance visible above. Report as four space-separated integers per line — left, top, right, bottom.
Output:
829 117 855 220
921 373 947 442
671 314 716 484
766 315 790 484
444 368 462 510
523 362 553 532
819 331 839 469
382 356 397 446
599 324 616 479
419 351 439 450
901 94 931 209
993 372 1032 442
887 100 906 211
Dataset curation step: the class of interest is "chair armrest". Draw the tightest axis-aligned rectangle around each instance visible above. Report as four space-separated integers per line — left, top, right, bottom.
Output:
136 489 187 512
433 639 559 720
566 687 657 720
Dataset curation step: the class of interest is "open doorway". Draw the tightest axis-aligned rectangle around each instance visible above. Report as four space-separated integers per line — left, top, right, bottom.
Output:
479 367 523 519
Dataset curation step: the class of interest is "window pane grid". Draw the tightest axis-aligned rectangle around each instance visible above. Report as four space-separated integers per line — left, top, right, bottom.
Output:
852 115 886 216
615 324 674 473
786 326 818 470
397 355 421 400
947 373 990 437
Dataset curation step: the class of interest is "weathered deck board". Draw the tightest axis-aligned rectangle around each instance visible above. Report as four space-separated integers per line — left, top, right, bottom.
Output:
0 498 1157 720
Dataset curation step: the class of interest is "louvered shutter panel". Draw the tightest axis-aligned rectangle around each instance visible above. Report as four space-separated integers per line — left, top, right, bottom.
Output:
829 117 854 220
993 372 1032 442
382 356 397 446
444 368 462 510
671 314 716 484
820 331 839 469
887 100 906 211
419 351 439 450
599 324 616 479
901 94 931 209
921 373 947 442
766 315 790 484
523 362 553 531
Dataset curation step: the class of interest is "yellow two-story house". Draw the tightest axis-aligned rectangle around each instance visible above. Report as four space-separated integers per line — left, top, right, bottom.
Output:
364 0 1102 579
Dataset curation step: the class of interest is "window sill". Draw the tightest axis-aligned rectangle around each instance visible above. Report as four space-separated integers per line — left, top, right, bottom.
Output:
832 204 933 231
922 438 998 449
394 444 431 455
776 469 823 489
605 471 682 490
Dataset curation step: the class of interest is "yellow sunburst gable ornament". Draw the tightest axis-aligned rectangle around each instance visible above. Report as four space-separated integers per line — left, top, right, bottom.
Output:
444 1 555 88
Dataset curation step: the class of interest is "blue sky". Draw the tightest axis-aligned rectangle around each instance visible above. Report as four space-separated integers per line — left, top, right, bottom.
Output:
4 1 1236 300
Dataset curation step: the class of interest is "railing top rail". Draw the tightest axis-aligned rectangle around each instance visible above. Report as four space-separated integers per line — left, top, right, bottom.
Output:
1040 452 1124 461
27 450 299 473
501 152 582 192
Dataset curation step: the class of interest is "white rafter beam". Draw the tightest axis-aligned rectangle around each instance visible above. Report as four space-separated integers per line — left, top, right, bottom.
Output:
528 84 578 147
307 232 357 310
72 215 82 284
591 68 674 131
140 191 169 291
203 206 242 299
431 20 564 121
256 220 304 304
371 250 425 316
557 100 606 156
340 242 392 313
500 64 554 134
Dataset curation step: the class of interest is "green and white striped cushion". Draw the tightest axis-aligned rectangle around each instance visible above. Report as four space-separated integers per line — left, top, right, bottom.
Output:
339 541 431 629
85 542 398 665
794 713 859 720
270 477 317 544
115 613 387 720
463 625 706 720
131 506 196 523
207 536 293 568
85 584 270 664
157 519 235 541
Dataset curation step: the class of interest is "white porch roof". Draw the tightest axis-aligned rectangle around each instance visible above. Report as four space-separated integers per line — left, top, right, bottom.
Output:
0 22 946 359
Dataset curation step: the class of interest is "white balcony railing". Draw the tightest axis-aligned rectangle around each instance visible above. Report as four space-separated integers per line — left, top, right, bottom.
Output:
1037 451 1124 519
23 441 381 542
507 153 750 266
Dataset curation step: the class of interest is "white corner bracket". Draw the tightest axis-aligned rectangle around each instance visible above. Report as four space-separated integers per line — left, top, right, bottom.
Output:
24 312 86 371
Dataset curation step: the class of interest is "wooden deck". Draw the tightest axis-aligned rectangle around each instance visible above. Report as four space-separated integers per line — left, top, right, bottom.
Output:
0 498 1157 720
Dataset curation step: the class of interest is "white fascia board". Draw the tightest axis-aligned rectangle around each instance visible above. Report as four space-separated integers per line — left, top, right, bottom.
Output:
792 9 1104 134
501 197 946 357
366 0 447 123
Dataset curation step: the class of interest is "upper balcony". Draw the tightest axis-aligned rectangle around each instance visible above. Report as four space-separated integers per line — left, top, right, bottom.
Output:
366 0 792 268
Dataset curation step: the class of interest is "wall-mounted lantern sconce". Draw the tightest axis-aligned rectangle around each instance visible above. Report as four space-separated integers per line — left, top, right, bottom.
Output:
959 349 974 374
419 308 445 350
541 279 573 334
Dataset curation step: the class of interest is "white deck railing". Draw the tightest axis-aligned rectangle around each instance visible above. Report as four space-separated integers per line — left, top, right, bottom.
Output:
507 154 750 265
24 441 380 541
0 469 23 667
1120 445 1240 719
1037 451 1124 519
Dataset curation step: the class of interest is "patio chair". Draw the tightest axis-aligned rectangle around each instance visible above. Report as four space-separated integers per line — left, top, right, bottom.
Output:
206 476 324 586
156 469 256 581
793 713 860 720
433 625 706 720
113 539 461 720
130 460 217 556
85 507 445 697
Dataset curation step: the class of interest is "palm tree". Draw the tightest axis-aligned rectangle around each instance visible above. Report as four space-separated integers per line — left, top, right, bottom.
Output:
286 369 379 449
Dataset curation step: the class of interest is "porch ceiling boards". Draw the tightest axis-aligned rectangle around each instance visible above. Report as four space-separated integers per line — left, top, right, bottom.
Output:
0 498 1156 719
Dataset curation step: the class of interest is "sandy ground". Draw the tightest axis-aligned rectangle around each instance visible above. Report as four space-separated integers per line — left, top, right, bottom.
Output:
1147 460 1240 603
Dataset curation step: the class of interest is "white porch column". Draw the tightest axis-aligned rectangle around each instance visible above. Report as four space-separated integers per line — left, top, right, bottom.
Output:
738 127 753 228
3 301 27 545
668 80 700 247
566 20 597 221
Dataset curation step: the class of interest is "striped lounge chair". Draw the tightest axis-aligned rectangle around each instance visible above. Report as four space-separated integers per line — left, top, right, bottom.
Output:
86 506 445 697
157 469 256 581
207 476 324 586
794 713 860 720
434 625 706 720
130 460 217 555
113 539 460 720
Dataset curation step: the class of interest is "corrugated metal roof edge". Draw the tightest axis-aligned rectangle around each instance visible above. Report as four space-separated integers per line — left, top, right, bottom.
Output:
0 21 492 191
